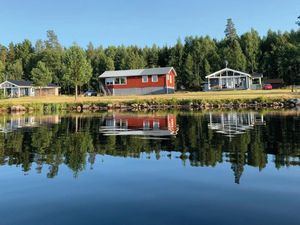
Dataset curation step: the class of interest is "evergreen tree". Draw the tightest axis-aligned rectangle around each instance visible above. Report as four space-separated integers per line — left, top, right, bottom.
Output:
260 31 287 80
225 18 237 39
144 45 159 68
86 42 95 60
40 49 64 86
7 42 15 63
114 47 127 70
157 46 170 67
35 40 45 53
39 31 64 88
0 45 7 63
169 39 184 88
0 61 5 82
220 39 246 70
90 51 115 91
63 45 92 99
183 54 200 89
14 40 34 80
45 30 61 50
31 61 52 95
7 59 23 80
241 29 261 73
123 48 146 69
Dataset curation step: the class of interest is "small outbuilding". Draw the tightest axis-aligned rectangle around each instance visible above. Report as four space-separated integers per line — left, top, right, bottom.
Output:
0 80 60 98
264 79 284 89
99 67 176 96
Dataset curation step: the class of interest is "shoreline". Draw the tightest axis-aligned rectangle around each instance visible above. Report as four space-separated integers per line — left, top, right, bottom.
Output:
0 97 299 113
0 90 299 113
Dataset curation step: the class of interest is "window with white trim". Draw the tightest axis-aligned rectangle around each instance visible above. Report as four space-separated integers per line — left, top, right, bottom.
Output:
142 76 148 83
143 120 150 129
115 77 127 85
169 74 172 84
120 77 126 84
152 75 158 82
153 120 160 129
105 78 114 85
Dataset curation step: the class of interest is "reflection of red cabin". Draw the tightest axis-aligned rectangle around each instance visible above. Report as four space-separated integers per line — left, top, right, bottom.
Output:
101 114 178 136
99 67 176 96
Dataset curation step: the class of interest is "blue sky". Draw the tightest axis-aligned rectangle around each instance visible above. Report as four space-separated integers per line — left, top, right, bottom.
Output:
1 0 299 48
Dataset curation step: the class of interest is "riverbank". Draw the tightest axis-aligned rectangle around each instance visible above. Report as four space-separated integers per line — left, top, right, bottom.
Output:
0 90 299 112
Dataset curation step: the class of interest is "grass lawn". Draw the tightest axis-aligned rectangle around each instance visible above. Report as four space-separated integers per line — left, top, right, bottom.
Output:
0 89 299 106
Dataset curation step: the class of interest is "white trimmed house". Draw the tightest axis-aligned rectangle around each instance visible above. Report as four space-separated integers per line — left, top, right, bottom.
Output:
205 68 263 91
0 80 60 98
99 67 176 96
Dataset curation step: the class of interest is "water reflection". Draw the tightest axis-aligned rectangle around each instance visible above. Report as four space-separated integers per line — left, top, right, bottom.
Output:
100 113 178 138
0 114 60 133
208 111 265 139
0 111 299 184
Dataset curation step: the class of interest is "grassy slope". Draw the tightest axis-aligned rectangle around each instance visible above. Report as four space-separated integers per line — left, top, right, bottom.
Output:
0 90 299 106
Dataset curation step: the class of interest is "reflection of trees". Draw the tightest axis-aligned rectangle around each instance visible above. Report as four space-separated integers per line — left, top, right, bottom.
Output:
0 113 299 182
31 127 53 153
64 132 94 177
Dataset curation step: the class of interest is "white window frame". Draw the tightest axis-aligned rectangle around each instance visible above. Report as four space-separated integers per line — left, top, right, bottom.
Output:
115 77 127 85
143 120 150 129
153 120 160 129
152 75 158 82
105 78 114 85
120 77 127 85
142 76 148 83
169 74 172 84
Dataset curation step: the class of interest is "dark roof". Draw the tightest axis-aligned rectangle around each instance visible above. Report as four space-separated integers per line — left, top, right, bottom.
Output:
46 83 60 87
7 80 59 87
264 79 284 84
8 80 33 86
252 73 263 78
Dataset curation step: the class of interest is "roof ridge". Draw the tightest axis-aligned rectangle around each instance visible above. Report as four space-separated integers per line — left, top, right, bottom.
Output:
99 67 174 78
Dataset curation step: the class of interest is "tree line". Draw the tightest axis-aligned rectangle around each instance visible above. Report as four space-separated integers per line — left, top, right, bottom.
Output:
0 18 299 94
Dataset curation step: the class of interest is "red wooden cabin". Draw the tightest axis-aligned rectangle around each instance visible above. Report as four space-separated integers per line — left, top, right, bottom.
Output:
99 67 176 95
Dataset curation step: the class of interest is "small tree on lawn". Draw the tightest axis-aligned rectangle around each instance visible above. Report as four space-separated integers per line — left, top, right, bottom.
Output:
63 45 92 100
31 61 52 96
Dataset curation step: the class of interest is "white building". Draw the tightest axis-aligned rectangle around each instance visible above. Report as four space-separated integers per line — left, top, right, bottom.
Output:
205 68 263 91
0 80 60 98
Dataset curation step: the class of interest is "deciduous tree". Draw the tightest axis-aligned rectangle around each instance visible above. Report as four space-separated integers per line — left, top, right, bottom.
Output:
63 45 92 99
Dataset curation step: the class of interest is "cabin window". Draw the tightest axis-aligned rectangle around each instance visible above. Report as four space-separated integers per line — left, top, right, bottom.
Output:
142 76 148 83
116 119 128 128
105 78 114 85
115 77 126 85
143 120 150 129
153 120 160 129
106 119 115 127
152 75 158 82
120 77 126 84
169 74 172 84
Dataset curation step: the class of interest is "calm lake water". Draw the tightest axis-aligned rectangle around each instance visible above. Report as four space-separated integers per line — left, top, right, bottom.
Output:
0 111 300 225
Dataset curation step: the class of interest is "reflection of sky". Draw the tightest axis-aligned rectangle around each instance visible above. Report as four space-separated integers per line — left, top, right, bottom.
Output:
0 153 300 225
